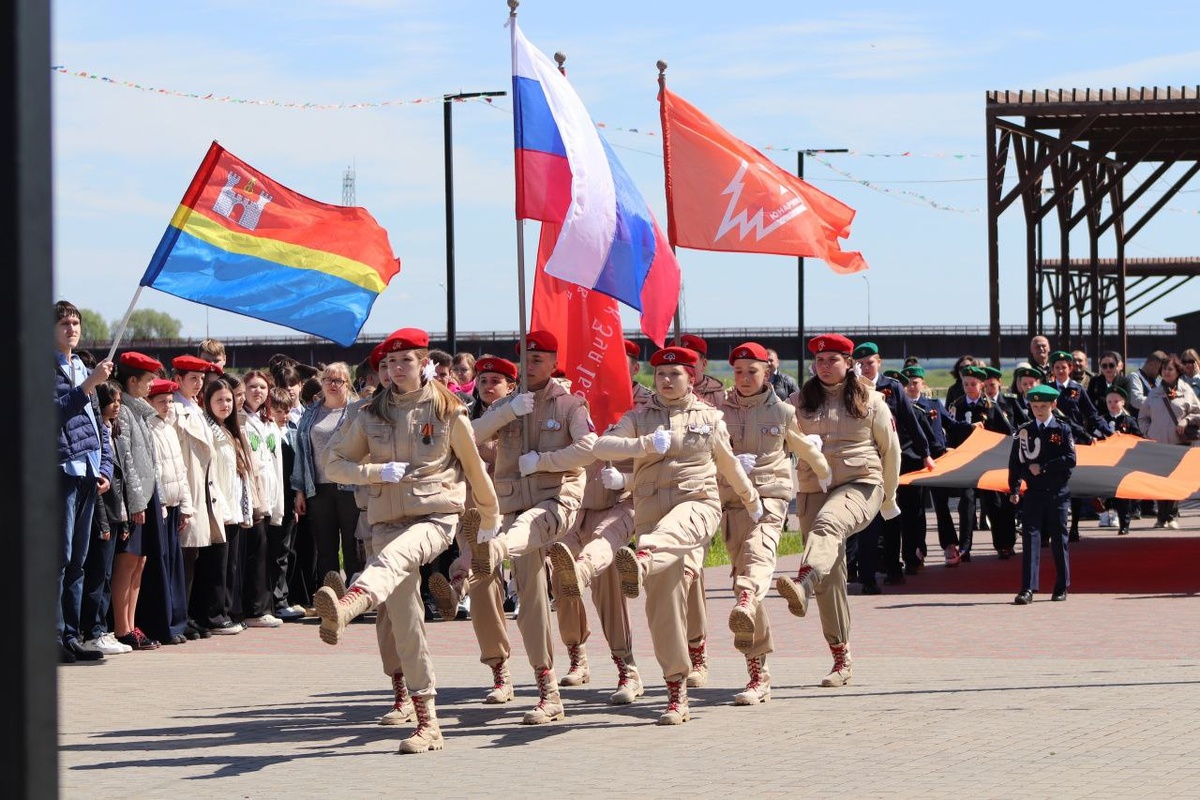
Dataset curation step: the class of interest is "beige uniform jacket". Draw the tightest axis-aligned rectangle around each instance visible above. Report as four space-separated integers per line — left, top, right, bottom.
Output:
718 387 831 505
472 379 595 516
582 381 656 510
788 379 901 516
593 392 758 536
324 384 499 531
693 373 726 407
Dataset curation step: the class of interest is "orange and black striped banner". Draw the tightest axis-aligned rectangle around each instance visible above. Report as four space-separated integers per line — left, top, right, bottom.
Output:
900 431 1200 500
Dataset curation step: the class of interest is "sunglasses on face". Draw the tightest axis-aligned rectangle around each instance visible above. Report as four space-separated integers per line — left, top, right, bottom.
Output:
321 377 347 387
1100 362 1117 368
1184 359 1197 365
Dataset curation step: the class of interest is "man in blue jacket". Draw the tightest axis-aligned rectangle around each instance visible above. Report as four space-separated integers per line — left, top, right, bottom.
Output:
54 301 114 663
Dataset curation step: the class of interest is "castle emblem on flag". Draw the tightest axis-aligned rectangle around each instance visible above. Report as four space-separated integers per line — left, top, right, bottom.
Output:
213 171 273 230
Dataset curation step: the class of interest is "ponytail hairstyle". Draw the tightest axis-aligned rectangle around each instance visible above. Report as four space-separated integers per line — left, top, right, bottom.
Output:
798 355 872 419
367 348 463 423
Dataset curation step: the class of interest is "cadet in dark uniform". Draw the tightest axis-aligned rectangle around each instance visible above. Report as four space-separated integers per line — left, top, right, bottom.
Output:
977 366 1020 558
944 365 1012 561
1009 384 1076 604
902 365 976 566
1100 386 1143 535
851 343 932 591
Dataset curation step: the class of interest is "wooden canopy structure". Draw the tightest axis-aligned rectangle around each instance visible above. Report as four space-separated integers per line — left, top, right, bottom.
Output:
985 87 1200 363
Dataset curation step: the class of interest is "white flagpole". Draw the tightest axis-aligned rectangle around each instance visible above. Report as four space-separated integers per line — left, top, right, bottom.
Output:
509 0 531 452
105 285 146 362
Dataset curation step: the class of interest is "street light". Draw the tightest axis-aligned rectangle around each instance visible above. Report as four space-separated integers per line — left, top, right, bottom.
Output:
861 274 871 333
444 89 506 353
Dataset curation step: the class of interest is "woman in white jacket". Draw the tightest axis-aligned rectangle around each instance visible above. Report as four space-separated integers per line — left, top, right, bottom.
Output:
171 355 226 640
1138 354 1200 528
146 378 194 644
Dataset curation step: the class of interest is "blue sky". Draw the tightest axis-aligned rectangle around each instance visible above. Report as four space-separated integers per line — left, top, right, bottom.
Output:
52 0 1200 341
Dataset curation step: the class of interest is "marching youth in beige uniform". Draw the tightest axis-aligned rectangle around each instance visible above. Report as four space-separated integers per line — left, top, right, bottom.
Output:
777 334 900 687
677 333 726 685
464 331 596 725
546 338 653 704
314 328 499 754
595 346 760 725
428 355 519 704
719 342 831 705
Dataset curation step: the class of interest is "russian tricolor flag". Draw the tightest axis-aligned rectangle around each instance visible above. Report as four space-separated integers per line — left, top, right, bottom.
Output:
511 18 677 323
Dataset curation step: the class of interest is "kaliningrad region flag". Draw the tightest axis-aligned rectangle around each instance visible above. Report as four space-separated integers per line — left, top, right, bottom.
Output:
140 142 401 347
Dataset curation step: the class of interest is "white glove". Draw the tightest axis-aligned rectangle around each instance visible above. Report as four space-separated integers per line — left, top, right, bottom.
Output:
380 461 408 483
881 503 901 521
518 451 540 476
510 392 535 417
748 499 764 523
818 475 832 493
736 453 757 474
600 466 626 490
805 433 823 450
651 428 672 454
478 527 498 543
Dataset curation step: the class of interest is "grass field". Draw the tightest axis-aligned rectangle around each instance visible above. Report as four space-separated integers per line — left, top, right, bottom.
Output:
705 527 806 568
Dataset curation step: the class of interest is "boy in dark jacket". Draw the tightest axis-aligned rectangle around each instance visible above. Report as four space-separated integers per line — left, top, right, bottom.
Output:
1009 385 1076 605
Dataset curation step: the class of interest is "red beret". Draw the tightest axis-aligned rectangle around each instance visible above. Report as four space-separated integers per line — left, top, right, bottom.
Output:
624 339 640 359
807 334 854 355
172 355 212 374
475 356 518 382
679 334 708 356
119 351 163 373
650 346 699 370
522 330 558 353
380 327 430 359
148 378 179 397
729 341 769 364
369 341 391 373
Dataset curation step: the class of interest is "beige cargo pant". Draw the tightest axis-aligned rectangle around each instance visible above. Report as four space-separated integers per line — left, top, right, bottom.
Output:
551 500 636 660
499 501 577 671
721 496 789 658
796 482 882 647
353 514 455 695
449 530 512 668
636 501 721 682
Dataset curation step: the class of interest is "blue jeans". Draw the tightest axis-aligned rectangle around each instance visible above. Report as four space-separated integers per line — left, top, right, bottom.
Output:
60 473 98 643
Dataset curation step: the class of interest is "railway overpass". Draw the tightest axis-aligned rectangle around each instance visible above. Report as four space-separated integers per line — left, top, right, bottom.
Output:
83 324 1185 372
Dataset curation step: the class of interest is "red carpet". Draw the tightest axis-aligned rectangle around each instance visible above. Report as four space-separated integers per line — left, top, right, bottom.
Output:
878 532 1200 596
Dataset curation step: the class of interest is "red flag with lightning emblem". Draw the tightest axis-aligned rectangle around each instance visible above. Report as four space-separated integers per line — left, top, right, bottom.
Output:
659 87 867 273
531 223 634 431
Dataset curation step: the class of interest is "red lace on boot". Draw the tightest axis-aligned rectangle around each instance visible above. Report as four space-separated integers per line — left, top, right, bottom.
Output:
412 695 432 735
665 679 684 713
745 656 765 690
391 671 409 711
735 590 753 611
796 564 814 583
567 644 585 674
490 662 509 692
612 655 631 689
533 667 554 711
830 643 849 673
688 640 706 672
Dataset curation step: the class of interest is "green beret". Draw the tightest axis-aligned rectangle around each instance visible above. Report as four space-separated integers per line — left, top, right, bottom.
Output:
961 365 987 380
982 366 1003 380
902 365 925 379
1014 365 1044 380
1050 350 1073 364
1026 384 1060 401
1106 385 1128 400
883 369 909 386
852 341 879 360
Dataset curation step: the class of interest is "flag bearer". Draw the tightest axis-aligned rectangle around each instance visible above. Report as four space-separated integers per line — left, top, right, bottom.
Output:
464 331 596 725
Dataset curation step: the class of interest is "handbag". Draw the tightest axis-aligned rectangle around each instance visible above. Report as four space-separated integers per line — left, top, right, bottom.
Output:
1161 394 1200 442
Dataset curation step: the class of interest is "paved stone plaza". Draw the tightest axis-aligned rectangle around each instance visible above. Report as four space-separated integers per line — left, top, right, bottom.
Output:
60 516 1200 799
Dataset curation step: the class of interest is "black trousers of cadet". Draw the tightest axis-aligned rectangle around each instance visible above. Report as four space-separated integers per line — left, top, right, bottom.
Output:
1019 487 1070 594
979 490 1017 554
898 485 927 569
857 514 885 586
957 489 977 554
931 487 959 549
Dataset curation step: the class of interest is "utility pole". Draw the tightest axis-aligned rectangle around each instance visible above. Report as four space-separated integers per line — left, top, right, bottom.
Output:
797 148 848 378
444 90 506 353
